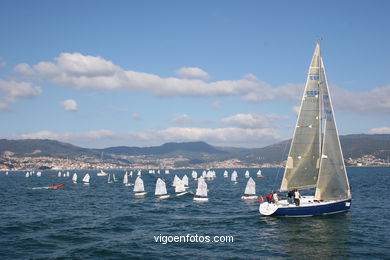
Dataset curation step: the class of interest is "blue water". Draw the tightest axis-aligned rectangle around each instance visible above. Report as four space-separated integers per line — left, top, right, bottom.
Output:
0 167 389 259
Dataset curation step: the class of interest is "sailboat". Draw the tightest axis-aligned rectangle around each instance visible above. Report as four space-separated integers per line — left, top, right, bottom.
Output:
259 42 352 217
123 172 133 186
172 175 180 187
72 173 77 184
193 177 208 201
175 178 189 196
107 173 113 184
155 178 170 199
241 177 257 199
191 170 198 179
244 170 250 178
231 170 238 184
36 171 42 177
257 169 264 178
133 176 147 196
97 170 108 176
223 170 228 178
182 174 189 188
82 173 90 185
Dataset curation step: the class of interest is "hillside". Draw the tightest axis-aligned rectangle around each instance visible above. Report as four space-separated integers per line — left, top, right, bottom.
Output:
1 134 389 169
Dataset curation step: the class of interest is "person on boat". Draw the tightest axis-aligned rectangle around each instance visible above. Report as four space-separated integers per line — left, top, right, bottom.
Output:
265 193 273 203
272 191 279 204
294 189 301 206
287 190 294 204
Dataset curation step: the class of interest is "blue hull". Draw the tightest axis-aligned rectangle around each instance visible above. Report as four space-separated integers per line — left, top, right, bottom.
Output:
272 199 351 217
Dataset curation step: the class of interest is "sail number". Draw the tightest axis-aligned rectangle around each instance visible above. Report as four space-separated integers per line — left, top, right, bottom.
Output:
306 91 319 96
310 75 319 80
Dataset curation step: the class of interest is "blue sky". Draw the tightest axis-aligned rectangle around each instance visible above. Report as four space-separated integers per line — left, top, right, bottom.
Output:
0 0 389 148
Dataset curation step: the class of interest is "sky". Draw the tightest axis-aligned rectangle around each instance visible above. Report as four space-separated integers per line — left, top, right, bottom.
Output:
0 0 389 148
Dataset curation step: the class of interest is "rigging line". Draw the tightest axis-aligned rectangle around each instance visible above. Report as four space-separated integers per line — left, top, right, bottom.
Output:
273 139 290 191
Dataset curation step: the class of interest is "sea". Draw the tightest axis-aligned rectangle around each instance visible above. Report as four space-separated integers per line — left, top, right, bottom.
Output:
0 167 389 260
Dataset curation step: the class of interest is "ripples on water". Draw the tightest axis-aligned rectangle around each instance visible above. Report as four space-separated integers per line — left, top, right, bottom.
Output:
0 167 389 259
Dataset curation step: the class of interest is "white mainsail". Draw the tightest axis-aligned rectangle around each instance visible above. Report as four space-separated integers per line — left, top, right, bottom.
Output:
244 177 256 195
195 177 208 197
83 173 90 183
175 178 186 193
223 170 228 177
155 178 168 196
280 43 322 191
72 173 77 183
245 170 250 178
133 176 145 192
231 171 238 182
123 172 128 184
182 175 189 187
172 175 180 187
192 170 198 179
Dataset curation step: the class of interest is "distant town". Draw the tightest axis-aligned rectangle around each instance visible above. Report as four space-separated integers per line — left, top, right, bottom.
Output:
0 153 389 171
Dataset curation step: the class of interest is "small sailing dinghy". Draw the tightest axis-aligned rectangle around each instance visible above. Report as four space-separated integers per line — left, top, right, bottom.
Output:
107 173 113 184
257 169 264 178
36 171 42 177
155 178 170 199
133 176 147 196
123 172 133 186
175 178 189 196
113 173 117 182
231 170 238 184
182 174 189 188
244 170 250 178
97 170 107 176
259 42 352 217
241 177 257 199
191 170 198 179
58 171 61 177
82 173 90 185
172 175 180 187
25 172 29 178
193 177 208 201
223 170 228 178
72 173 77 184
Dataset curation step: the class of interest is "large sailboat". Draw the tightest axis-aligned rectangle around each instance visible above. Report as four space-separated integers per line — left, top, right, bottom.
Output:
260 42 352 217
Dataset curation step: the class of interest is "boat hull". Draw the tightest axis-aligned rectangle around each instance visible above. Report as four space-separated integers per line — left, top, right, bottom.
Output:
193 196 208 202
260 199 351 217
241 195 258 200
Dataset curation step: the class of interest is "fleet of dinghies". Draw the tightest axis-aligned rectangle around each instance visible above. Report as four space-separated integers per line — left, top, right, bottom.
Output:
15 168 269 203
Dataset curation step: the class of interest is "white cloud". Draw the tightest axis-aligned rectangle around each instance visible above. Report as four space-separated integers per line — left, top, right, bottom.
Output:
12 129 119 148
333 85 390 114
60 99 78 111
176 67 210 80
13 52 302 102
13 52 390 114
221 113 288 129
131 113 143 120
368 127 390 134
170 114 193 124
0 79 42 110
